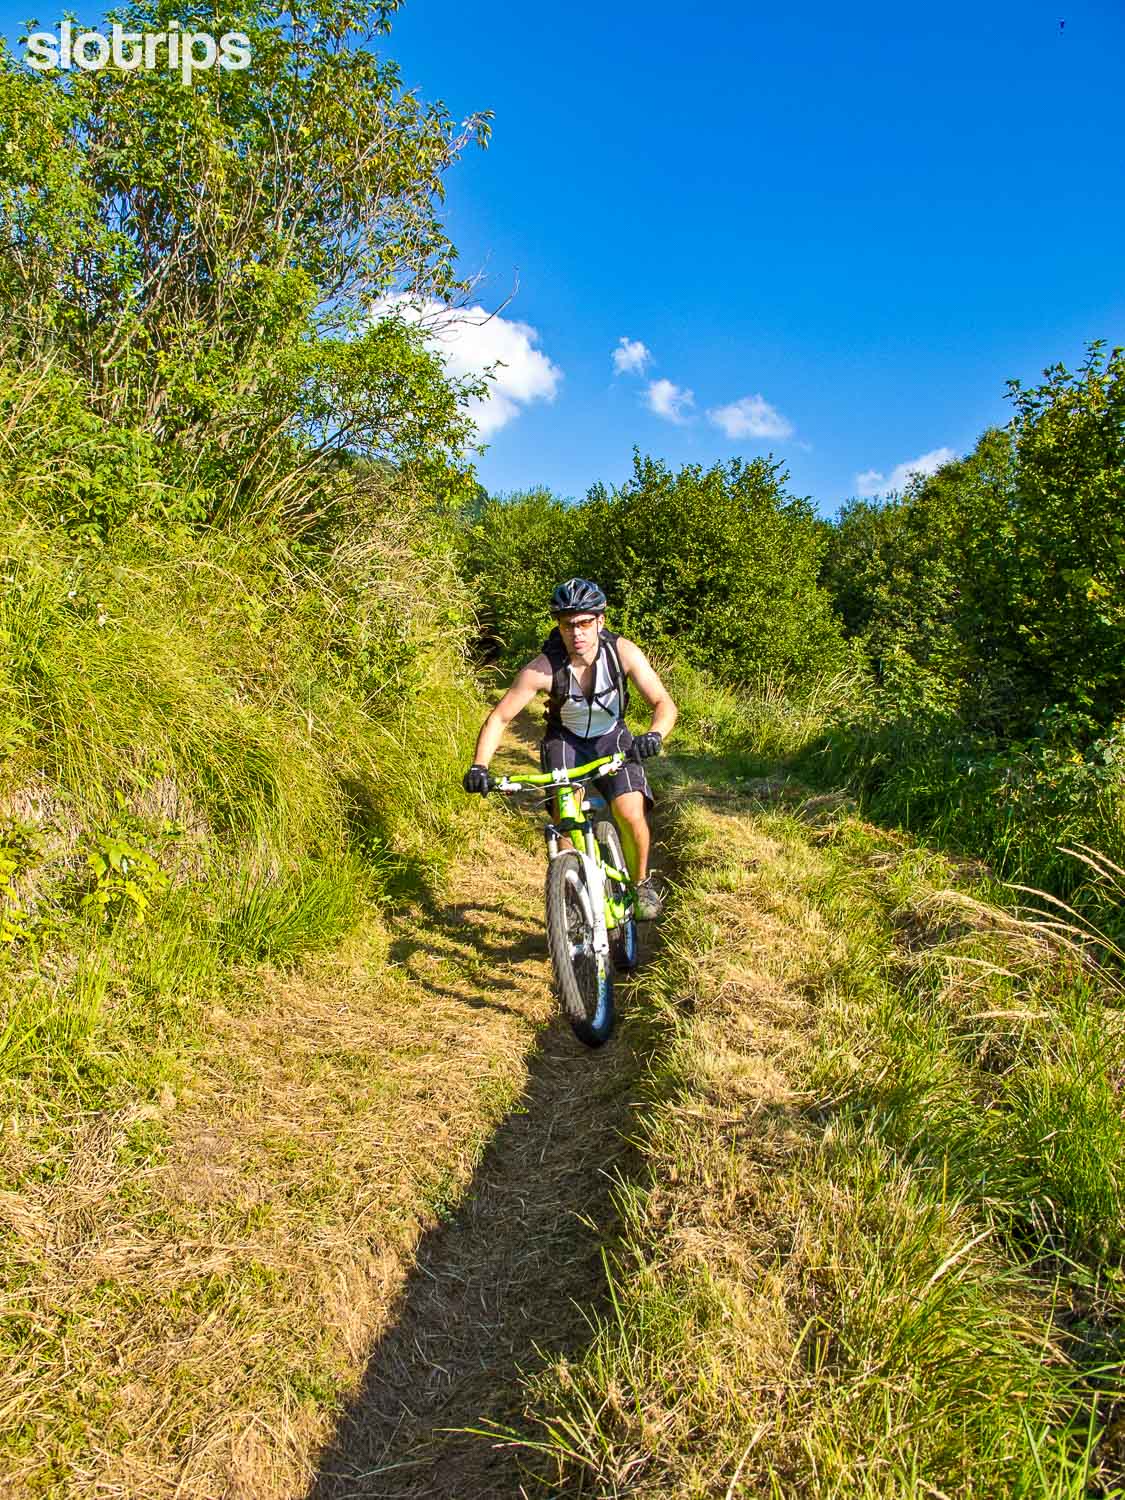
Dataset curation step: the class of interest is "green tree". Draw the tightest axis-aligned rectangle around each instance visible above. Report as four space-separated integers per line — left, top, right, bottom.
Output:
901 348 1124 732
585 453 847 683
820 344 1125 736
824 434 1012 696
821 495 918 639
994 342 1125 723
0 0 490 520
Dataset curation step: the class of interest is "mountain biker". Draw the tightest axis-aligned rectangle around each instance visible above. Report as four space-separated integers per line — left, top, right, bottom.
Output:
462 578 678 920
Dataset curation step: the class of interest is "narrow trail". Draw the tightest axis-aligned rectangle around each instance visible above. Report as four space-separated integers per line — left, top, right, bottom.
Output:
306 1022 639 1498
306 717 665 1498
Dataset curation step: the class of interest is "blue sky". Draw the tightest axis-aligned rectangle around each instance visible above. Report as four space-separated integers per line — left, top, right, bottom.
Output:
386 0 1125 513
3 0 1123 514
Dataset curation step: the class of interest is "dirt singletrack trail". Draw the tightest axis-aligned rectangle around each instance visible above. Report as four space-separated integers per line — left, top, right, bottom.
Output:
306 715 665 1499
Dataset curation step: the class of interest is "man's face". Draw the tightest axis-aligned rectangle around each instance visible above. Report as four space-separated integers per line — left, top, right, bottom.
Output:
557 612 602 653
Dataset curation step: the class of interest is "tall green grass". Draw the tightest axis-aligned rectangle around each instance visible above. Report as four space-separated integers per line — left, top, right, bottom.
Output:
803 825 1125 1269
517 785 1125 1497
788 659 1125 927
648 653 860 766
0 403 485 1110
653 655 1125 935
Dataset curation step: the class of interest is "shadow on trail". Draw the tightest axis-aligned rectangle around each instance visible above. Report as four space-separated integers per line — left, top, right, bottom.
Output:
305 1015 643 1500
389 902 548 974
383 901 547 1021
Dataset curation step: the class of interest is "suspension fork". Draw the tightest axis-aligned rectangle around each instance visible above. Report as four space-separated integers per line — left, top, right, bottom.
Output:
545 819 610 957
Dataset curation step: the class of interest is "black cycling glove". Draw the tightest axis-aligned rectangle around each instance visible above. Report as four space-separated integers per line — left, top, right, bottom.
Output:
634 731 663 760
462 763 490 794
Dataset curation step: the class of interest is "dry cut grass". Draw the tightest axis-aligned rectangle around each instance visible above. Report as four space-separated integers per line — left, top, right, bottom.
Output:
0 824 556 1499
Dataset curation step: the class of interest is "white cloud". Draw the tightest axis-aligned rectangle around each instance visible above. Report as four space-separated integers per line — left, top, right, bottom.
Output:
613 336 652 375
855 469 885 497
887 447 956 490
645 378 695 424
855 446 956 498
708 393 793 441
371 295 562 438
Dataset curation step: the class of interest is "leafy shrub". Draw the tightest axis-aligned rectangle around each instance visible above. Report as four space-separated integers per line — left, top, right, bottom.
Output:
822 343 1125 737
457 454 849 685
454 487 579 665
584 453 849 682
0 818 41 949
80 793 176 926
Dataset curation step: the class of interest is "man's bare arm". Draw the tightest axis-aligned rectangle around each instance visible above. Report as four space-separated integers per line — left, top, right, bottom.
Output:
617 639 678 741
471 656 553 766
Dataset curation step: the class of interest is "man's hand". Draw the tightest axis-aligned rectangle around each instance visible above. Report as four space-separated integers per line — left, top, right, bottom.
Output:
462 763 490 794
633 731 663 760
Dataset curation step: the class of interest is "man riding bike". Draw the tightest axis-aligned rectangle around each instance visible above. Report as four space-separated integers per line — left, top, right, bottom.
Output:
462 577 678 920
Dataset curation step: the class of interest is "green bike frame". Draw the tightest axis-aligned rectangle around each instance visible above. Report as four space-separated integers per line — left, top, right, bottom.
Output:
490 751 637 945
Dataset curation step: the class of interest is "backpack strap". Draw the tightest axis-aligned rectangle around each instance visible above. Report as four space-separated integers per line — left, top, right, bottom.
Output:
598 628 630 719
541 627 570 730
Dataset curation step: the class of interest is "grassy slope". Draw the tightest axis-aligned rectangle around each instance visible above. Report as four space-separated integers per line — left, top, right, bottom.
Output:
0 472 516 1492
1 816 561 1498
519 756 1125 1497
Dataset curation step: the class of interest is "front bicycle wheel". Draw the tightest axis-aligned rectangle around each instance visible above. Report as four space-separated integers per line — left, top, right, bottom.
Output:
545 850 615 1047
594 819 639 973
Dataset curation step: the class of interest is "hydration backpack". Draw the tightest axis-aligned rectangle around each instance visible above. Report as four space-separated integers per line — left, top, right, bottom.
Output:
541 626 630 732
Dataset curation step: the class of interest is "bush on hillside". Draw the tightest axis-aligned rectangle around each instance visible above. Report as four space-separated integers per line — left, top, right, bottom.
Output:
454 488 580 664
457 454 849 684
822 344 1125 737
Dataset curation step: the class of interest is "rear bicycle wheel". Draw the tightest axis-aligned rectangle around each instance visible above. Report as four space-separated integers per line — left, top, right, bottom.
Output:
595 819 639 973
545 850 615 1047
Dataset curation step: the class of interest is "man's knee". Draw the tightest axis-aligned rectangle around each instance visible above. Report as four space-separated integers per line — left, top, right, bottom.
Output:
611 792 647 830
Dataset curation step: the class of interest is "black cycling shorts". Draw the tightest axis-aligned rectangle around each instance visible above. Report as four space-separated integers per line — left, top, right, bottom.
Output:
539 721 653 812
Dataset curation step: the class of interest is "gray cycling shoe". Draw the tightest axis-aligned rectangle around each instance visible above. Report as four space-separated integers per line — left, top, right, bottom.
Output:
634 875 663 921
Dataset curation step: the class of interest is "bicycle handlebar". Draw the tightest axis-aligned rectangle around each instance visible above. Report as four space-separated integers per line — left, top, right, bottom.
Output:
487 748 637 796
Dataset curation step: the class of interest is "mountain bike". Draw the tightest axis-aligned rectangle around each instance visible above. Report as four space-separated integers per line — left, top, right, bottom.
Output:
484 752 639 1047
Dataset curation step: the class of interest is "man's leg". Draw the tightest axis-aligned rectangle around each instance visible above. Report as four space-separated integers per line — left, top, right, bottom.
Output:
541 731 583 849
610 790 662 919
609 790 650 883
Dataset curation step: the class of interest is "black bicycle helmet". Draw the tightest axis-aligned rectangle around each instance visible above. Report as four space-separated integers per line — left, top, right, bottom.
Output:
549 577 607 616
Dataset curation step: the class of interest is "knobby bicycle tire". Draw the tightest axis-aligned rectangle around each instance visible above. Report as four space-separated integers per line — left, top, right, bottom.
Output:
594 819 639 973
545 849 615 1047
